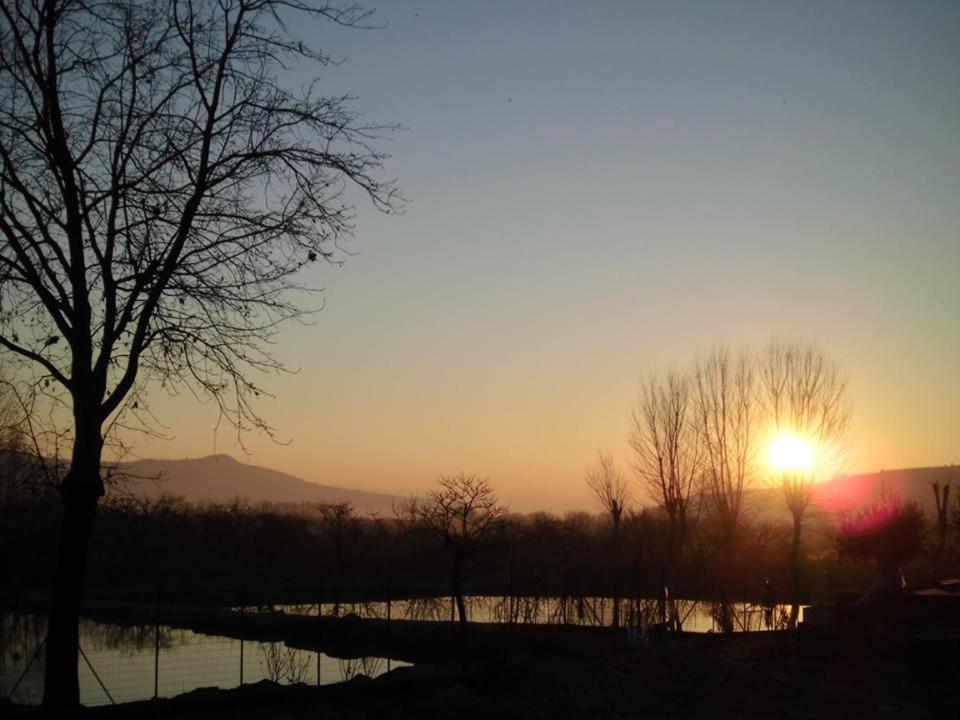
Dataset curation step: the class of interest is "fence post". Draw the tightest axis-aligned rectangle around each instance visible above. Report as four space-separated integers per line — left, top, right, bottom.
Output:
598 571 604 627
316 576 322 687
508 571 515 629
614 570 621 629
153 584 161 700
659 565 667 626
239 584 245 687
743 570 748 632
386 577 392 673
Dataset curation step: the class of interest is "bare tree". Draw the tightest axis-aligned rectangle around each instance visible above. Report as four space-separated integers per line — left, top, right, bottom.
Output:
585 450 630 532
931 467 954 581
402 473 507 632
0 1 401 706
316 501 358 615
261 643 311 685
630 370 700 630
584 450 630 626
692 346 756 545
630 370 700 558
837 496 925 600
757 339 849 625
0 375 26 503
0 374 67 503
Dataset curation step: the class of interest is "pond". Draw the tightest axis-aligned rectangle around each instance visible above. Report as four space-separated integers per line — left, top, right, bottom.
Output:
0 612 409 707
244 595 805 633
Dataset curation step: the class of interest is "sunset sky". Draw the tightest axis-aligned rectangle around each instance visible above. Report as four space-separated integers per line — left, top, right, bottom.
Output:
128 1 959 512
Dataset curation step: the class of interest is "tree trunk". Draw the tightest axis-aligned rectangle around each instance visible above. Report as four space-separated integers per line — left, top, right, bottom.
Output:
42 419 103 708
659 564 668 626
611 517 620 628
452 555 467 632
931 484 949 583
788 510 802 629
860 557 906 602
666 515 679 632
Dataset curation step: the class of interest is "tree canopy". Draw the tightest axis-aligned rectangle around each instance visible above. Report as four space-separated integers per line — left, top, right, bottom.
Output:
0 0 402 441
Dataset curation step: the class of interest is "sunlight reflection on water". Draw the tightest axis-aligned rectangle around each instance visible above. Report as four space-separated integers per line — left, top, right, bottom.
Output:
248 595 805 632
0 612 408 707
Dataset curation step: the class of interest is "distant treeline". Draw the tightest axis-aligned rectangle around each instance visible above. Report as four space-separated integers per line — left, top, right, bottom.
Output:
6 483 949 604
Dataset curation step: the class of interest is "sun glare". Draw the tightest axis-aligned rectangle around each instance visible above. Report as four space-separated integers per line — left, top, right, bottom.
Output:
767 432 815 473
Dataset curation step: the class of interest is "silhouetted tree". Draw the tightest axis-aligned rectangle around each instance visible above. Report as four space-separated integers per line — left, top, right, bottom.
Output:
836 497 925 600
630 369 700 629
931 469 954 580
0 376 62 503
0 0 400 706
584 450 630 626
402 473 507 632
693 346 756 545
0 377 24 498
585 450 630 533
317 501 358 614
3 478 882 613
757 339 849 626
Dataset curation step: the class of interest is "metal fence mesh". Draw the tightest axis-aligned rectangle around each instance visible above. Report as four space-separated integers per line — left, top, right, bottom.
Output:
3 577 815 707
1 609 408 707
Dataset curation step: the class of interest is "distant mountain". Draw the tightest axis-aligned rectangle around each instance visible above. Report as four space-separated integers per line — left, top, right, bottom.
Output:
117 454 401 515
811 466 957 515
742 465 958 521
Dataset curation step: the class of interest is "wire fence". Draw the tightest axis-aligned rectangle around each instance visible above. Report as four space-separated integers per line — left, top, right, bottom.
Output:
0 607 407 707
2 572 837 707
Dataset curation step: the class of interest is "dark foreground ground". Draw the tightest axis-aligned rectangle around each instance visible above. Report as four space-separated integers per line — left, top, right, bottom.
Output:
3 595 958 719
4 633 957 719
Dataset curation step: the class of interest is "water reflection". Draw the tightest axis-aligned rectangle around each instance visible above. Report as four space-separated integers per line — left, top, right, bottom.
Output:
261 643 312 684
338 655 385 682
0 613 46 672
248 596 804 632
0 612 408 707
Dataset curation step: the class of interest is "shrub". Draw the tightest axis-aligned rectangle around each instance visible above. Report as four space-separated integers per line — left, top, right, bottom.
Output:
836 497 925 565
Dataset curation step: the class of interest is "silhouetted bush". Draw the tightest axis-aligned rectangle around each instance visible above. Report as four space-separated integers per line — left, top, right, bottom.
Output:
0 464 912 603
836 498 926 564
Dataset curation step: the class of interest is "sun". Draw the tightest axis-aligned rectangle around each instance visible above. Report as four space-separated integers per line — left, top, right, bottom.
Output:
767 432 815 473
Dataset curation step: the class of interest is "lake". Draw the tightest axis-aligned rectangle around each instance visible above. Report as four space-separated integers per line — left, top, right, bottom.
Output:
0 612 409 707
244 594 805 633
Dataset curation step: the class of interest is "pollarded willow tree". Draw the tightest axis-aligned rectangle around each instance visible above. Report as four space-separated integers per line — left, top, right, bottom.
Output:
584 450 631 626
0 0 401 707
757 338 849 625
631 370 700 558
585 450 631 534
630 369 700 629
692 346 756 545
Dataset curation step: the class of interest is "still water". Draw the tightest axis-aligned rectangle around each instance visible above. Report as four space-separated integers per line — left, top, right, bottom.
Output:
0 612 408 707
247 595 805 633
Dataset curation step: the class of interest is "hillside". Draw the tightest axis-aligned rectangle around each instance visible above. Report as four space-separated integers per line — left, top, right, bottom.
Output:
811 465 957 515
664 465 958 527
118 454 400 515
92 456 960 521
740 465 958 522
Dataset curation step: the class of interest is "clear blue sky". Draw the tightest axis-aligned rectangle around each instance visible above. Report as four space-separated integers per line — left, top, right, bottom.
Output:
136 0 960 512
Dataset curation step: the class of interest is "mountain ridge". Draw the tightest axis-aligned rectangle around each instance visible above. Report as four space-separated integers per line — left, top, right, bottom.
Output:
732 465 958 522
116 455 957 520
118 454 401 515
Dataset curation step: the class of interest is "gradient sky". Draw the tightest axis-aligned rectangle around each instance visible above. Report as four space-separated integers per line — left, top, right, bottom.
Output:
128 0 960 512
